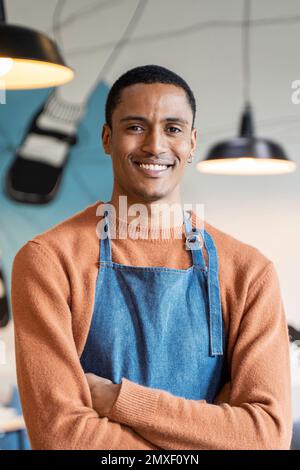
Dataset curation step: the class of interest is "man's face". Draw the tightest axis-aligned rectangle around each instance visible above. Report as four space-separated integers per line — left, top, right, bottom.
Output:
102 83 197 203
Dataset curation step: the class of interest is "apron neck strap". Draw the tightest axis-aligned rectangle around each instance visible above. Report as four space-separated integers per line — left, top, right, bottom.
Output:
100 209 112 262
183 211 206 269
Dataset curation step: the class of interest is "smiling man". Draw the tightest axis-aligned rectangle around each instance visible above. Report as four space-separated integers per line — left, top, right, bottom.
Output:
103 78 196 209
11 65 292 450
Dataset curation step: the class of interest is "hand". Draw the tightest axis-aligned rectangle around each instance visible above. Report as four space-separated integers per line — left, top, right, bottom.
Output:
85 373 121 417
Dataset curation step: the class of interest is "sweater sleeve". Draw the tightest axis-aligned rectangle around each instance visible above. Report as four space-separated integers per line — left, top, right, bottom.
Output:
107 261 292 450
11 241 159 450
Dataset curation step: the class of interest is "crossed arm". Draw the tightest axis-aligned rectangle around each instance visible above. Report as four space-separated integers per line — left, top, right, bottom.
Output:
12 241 292 450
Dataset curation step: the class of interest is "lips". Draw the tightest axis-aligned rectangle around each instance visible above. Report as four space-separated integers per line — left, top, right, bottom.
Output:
133 160 175 167
132 160 174 177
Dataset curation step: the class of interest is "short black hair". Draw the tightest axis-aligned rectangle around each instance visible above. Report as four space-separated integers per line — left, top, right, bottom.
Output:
105 64 196 130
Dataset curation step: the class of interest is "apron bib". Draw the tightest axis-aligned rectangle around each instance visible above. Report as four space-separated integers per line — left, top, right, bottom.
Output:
80 207 227 402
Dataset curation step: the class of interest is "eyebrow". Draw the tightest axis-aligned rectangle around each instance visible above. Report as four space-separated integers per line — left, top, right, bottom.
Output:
120 115 189 125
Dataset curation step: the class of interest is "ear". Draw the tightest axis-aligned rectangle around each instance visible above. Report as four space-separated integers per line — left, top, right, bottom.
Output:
190 127 197 156
102 124 112 155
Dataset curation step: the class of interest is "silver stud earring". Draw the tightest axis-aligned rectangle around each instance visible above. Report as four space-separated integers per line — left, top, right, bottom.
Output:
187 154 194 163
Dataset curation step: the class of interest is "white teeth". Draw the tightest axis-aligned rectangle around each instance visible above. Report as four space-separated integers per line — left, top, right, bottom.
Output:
138 163 168 171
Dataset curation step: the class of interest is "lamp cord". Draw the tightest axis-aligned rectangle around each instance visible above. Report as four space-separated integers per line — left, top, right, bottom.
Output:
242 0 251 106
0 0 6 22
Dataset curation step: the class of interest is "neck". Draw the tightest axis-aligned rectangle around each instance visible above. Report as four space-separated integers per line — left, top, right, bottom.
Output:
108 185 184 229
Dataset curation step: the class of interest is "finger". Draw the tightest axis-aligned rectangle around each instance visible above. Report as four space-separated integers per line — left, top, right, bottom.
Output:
85 373 100 387
85 373 112 386
97 377 113 384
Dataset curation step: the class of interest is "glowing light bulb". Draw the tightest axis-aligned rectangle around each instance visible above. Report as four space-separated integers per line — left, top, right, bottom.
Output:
0 57 13 77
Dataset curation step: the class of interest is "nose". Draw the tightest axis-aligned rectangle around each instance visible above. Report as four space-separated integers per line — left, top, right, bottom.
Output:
140 127 168 156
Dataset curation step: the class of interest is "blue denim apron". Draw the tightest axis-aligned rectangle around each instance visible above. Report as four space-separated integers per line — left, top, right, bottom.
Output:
80 208 227 402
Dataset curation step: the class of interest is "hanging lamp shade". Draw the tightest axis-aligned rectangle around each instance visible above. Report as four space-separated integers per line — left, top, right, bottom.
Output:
197 104 297 175
0 1 74 89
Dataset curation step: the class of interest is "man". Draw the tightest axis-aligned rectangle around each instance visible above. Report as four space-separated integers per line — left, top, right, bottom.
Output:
11 64 292 450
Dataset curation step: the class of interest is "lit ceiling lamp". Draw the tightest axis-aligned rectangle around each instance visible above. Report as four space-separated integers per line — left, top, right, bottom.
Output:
0 0 74 89
197 0 297 175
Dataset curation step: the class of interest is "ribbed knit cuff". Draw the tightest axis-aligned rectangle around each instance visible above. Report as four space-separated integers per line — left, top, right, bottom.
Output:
108 377 160 429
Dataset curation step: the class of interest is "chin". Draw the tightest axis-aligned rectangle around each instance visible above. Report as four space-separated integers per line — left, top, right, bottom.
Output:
133 187 168 201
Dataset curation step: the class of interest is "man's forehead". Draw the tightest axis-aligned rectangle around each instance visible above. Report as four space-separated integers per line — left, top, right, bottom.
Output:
115 83 192 120
119 82 187 102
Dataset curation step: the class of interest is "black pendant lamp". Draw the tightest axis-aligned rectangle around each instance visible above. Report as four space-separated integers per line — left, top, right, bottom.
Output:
0 0 74 89
197 103 296 175
197 0 296 175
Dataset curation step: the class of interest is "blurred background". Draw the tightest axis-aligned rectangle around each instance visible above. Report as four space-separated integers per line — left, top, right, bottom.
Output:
0 0 299 449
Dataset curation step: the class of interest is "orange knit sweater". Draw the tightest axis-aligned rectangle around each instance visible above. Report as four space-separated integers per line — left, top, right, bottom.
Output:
11 201 292 450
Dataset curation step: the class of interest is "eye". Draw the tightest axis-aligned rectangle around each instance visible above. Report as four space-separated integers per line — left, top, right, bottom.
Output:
167 126 182 134
127 125 144 132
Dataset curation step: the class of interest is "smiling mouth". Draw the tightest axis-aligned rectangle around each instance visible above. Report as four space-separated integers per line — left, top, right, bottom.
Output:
133 161 174 177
